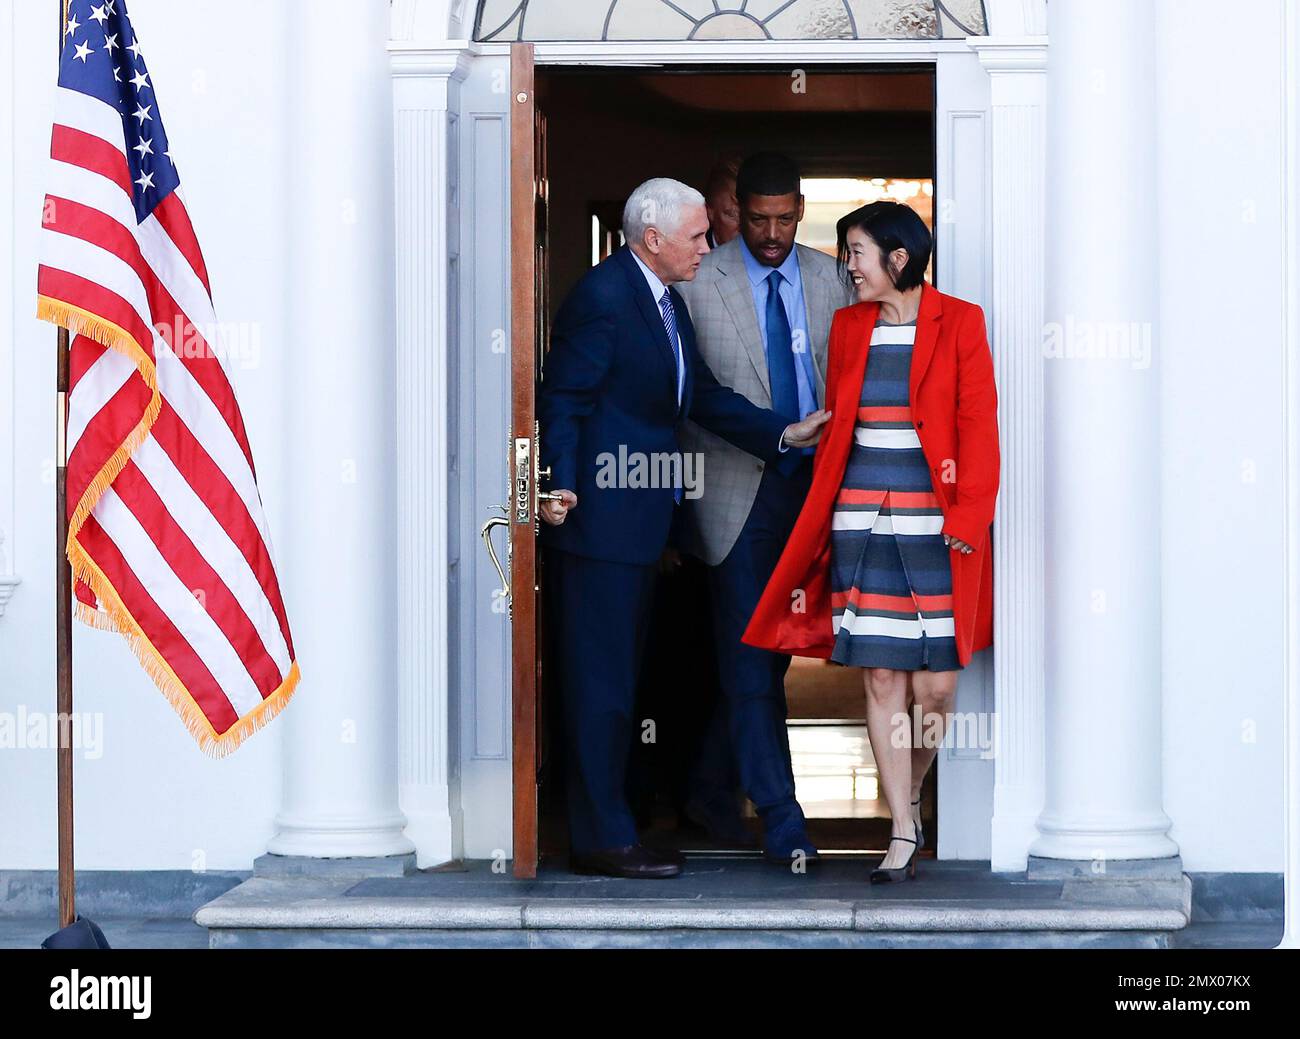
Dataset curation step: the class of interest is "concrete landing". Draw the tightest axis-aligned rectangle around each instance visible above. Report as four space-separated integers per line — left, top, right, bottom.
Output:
195 857 1194 949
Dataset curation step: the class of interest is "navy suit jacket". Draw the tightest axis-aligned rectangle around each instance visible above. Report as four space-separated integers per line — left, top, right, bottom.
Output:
538 245 799 565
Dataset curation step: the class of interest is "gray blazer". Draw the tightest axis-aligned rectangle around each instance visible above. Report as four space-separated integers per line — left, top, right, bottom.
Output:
675 239 857 565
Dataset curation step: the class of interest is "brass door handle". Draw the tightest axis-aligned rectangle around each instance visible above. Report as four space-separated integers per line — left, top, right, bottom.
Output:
481 506 510 609
521 430 565 529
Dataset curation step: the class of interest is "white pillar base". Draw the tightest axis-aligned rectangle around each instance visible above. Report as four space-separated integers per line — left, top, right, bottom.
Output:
1031 811 1179 862
267 811 416 860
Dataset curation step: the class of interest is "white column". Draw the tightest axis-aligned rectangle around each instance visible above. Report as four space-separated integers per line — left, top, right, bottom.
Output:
970 33 1048 871
1034 0 1177 861
389 43 473 867
268 0 413 860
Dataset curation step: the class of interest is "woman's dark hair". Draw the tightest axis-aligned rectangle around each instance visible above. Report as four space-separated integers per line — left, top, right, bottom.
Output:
835 200 932 292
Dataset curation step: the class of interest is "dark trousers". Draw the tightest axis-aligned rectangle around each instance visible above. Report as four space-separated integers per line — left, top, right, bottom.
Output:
627 553 730 826
692 458 814 830
545 547 659 854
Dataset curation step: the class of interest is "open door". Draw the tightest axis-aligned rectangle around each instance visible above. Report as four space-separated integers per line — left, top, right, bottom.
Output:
506 43 548 878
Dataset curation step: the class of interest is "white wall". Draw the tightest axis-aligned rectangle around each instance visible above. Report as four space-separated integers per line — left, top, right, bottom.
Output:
1156 0 1289 871
0 0 294 870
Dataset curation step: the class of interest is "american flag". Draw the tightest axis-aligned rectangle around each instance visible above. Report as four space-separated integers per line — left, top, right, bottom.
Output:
37 0 299 756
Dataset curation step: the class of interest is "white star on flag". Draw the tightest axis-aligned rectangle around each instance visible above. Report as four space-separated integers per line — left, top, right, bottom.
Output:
73 41 93 63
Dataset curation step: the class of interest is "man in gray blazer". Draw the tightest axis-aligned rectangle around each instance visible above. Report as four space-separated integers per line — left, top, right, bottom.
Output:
675 153 856 864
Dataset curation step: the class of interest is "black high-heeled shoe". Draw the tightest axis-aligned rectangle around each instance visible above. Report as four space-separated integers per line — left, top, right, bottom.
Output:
911 795 925 850
870 835 918 883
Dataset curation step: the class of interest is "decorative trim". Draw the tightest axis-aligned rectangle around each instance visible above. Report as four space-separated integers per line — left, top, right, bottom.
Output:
389 41 479 80
969 33 1047 871
477 38 978 64
391 41 474 867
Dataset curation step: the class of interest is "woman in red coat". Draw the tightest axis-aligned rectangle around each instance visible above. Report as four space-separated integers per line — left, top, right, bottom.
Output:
742 201 999 882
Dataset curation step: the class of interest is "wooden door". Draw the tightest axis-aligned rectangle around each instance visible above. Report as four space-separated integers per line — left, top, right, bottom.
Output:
507 43 549 879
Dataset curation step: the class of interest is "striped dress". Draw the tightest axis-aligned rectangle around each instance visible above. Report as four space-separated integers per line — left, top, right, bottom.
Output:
829 316 960 671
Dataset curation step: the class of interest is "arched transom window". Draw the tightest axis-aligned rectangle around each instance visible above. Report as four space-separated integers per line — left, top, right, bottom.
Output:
473 1 989 42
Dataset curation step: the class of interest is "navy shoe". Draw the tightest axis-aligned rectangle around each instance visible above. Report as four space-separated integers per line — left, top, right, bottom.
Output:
762 815 820 865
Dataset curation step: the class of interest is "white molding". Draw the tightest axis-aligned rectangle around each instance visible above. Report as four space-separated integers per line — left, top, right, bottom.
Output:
967 35 1046 871
388 41 479 80
1281 0 1299 950
390 39 473 869
483 38 978 65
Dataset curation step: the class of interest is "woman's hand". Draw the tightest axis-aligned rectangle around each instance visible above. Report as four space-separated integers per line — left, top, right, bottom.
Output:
944 533 974 555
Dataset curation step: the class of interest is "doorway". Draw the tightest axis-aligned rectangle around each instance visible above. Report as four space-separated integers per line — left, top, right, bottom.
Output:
528 64 942 864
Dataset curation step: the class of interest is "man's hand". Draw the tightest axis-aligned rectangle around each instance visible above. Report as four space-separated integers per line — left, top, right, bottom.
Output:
782 409 833 449
657 546 683 575
540 489 578 526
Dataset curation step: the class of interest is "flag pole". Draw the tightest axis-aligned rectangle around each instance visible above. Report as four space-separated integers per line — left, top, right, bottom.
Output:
55 0 75 932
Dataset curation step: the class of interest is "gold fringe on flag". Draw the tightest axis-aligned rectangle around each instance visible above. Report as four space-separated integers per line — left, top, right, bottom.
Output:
37 293 301 756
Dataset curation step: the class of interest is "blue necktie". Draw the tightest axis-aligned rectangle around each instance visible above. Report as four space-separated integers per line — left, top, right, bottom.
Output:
765 270 798 422
657 290 685 504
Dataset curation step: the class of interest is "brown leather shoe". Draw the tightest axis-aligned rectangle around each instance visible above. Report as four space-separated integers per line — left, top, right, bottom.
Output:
570 844 682 878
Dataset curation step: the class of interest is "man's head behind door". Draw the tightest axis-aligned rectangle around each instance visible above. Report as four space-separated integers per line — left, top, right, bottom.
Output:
736 152 805 269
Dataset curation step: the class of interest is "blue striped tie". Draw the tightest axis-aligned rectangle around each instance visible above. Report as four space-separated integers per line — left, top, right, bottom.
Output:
658 290 685 504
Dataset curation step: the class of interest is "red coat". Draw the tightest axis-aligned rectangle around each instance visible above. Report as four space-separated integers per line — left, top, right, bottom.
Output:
742 280 1000 667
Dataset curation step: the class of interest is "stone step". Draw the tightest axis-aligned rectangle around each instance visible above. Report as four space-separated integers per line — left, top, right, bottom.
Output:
205 925 1181 950
195 859 1193 949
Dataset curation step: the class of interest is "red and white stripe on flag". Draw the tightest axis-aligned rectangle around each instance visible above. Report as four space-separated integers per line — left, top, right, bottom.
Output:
36 29 299 755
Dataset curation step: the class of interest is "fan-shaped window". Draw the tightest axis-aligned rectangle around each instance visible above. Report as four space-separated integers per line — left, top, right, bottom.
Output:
473 1 989 42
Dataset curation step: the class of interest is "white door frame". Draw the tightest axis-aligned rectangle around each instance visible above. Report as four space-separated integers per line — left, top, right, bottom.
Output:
389 7 1048 870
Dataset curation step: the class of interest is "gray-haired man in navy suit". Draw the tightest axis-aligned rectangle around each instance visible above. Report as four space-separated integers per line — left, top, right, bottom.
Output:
537 177 830 879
